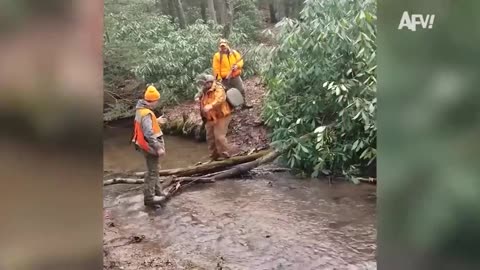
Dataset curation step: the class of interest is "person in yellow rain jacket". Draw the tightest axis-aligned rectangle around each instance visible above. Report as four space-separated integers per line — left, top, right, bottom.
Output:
131 85 168 207
212 38 253 109
198 74 233 161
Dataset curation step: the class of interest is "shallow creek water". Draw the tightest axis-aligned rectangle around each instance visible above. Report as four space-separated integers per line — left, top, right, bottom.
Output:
103 126 377 270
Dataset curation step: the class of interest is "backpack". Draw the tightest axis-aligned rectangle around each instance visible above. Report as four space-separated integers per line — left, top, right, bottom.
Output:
225 87 244 108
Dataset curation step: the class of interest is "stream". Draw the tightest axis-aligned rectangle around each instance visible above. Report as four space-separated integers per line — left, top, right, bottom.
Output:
103 126 377 270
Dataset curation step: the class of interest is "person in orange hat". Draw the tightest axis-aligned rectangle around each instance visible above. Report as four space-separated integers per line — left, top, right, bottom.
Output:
131 85 168 207
212 38 253 109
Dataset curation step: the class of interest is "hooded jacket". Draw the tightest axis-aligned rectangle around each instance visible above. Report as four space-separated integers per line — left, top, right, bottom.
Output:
200 82 232 122
212 44 244 80
132 99 163 154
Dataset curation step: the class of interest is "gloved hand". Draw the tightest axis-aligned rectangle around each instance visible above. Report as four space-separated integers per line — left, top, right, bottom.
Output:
203 104 213 112
157 116 167 125
156 148 165 157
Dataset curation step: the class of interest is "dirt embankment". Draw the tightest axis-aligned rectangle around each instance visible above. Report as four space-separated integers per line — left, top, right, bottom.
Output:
163 76 270 152
105 76 271 153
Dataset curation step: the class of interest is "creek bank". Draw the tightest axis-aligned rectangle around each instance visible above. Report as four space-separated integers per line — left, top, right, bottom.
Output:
104 76 270 153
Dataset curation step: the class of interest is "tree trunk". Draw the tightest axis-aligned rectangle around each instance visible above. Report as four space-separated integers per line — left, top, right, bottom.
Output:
274 0 284 20
167 0 177 22
207 0 217 23
268 0 277 23
284 0 290 18
222 0 233 38
174 0 187 29
214 0 226 25
200 0 207 22
291 0 301 18
158 0 168 15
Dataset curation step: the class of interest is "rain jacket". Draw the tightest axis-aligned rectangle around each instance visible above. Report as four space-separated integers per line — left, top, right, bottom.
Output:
200 82 232 123
131 99 163 154
212 47 243 80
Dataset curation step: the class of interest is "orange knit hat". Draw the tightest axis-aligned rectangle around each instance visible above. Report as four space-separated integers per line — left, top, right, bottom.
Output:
144 85 160 101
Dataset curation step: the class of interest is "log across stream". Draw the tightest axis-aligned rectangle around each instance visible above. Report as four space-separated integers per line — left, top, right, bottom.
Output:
104 124 375 201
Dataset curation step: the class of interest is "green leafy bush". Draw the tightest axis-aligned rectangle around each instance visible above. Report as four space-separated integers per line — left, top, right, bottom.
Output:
232 0 263 40
262 0 377 179
104 0 262 106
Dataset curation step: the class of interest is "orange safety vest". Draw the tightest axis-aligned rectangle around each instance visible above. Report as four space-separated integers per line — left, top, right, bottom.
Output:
131 108 162 153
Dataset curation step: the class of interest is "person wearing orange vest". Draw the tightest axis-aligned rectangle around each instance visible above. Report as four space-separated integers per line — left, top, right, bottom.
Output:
212 39 253 109
198 74 233 161
131 85 167 207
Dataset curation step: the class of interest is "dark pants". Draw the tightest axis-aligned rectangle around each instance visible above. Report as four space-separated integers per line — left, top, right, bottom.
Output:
137 137 165 202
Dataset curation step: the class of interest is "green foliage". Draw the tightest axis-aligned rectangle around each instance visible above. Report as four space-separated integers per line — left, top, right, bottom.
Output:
262 0 377 179
232 0 263 40
104 0 263 106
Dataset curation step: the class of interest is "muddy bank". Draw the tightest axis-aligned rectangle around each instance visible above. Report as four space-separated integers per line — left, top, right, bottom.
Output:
162 77 269 152
104 77 270 153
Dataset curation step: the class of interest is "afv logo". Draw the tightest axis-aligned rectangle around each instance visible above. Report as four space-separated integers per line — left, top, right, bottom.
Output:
398 11 435 31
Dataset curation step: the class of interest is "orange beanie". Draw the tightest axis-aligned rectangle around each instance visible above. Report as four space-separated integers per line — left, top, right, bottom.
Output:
144 85 160 102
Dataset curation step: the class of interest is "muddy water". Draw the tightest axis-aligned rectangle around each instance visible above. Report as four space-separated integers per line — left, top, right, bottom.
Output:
103 127 377 270
103 126 210 172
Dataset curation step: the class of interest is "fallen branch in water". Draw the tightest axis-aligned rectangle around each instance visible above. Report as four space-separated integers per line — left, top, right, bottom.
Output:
102 133 378 204
133 149 271 178
357 177 377 184
103 178 145 186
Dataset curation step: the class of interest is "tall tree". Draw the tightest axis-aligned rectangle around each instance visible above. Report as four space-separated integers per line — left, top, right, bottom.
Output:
214 0 226 24
275 0 285 20
284 0 291 18
174 0 187 29
200 0 207 22
222 0 233 38
207 0 217 23
268 0 277 23
158 0 171 15
167 0 177 22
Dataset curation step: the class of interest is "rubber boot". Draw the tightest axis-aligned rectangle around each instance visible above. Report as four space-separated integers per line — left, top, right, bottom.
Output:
144 195 166 207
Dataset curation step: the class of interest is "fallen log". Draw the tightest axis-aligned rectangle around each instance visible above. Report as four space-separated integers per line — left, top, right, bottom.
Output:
103 133 375 203
357 177 377 184
155 134 316 200
133 149 271 178
155 148 287 201
103 178 145 186
208 149 281 181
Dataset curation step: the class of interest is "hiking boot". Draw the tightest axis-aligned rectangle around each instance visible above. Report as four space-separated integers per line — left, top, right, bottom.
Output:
144 196 166 207
216 152 231 161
